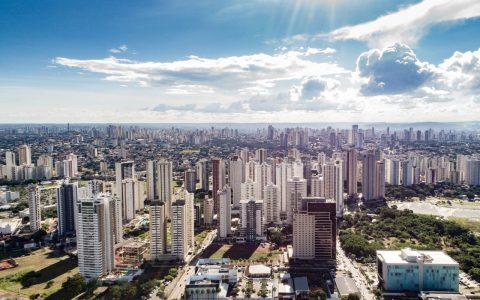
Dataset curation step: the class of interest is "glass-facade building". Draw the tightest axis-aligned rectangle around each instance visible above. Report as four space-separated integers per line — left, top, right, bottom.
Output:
377 248 459 292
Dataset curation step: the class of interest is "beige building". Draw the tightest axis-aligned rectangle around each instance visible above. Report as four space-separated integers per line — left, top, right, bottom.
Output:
293 199 336 260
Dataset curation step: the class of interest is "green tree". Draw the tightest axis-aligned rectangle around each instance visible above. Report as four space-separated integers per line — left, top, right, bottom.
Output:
309 289 327 300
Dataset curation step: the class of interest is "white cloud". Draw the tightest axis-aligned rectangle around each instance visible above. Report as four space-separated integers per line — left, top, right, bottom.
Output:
109 44 128 53
44 42 480 122
356 43 435 95
54 48 348 93
327 0 480 47
438 48 480 91
304 47 336 56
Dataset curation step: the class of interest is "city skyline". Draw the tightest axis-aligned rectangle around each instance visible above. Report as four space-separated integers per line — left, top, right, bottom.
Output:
2 0 480 123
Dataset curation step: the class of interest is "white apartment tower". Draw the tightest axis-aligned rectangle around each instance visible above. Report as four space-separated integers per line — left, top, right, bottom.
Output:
149 200 167 260
28 184 41 231
323 160 344 217
275 162 293 221
229 156 243 208
171 190 194 262
254 163 272 200
115 161 135 221
286 177 307 224
241 178 257 201
203 197 214 227
121 178 140 222
76 194 116 280
146 159 173 218
311 174 325 197
264 182 280 224
218 186 231 238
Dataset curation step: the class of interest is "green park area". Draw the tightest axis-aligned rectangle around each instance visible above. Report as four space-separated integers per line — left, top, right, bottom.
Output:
448 217 480 233
179 149 200 154
339 207 480 282
194 230 210 246
0 249 79 300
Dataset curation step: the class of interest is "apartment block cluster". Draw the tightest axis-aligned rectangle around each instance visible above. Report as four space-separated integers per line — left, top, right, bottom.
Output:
3 123 478 289
380 154 480 186
0 144 79 182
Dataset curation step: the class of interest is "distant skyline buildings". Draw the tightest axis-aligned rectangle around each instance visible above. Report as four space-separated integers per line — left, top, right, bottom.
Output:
0 120 479 293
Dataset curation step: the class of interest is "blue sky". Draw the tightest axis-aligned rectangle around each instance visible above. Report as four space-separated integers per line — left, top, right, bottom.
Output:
1 0 480 123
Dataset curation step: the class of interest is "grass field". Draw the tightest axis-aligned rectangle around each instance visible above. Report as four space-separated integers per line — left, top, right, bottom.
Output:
0 249 78 299
179 149 200 154
449 217 480 233
194 230 210 245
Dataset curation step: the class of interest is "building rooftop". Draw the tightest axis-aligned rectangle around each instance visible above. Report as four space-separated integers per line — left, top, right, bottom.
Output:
377 248 458 266
248 264 271 275
335 277 359 296
293 276 309 293
196 258 231 266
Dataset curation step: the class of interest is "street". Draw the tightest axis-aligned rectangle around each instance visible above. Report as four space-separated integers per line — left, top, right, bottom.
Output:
336 241 375 300
150 229 217 300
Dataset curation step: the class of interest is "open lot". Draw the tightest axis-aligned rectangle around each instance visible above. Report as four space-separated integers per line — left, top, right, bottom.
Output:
201 243 281 264
0 249 78 299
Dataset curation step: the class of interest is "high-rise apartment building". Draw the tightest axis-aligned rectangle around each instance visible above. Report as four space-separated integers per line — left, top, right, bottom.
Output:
346 148 358 195
121 178 141 222
311 174 324 198
293 199 336 260
203 197 214 227
18 144 32 165
286 177 307 224
240 198 264 241
5 151 15 167
147 159 173 218
275 162 293 221
255 148 267 164
115 161 135 221
218 186 231 238
229 156 243 208
28 184 41 231
264 182 280 224
184 169 196 193
76 194 116 279
212 158 225 214
466 158 480 186
149 200 167 260
323 160 344 216
362 151 385 202
171 190 194 262
362 152 376 201
241 178 257 201
254 162 272 200
65 153 78 177
375 161 386 199
57 180 78 236
195 159 209 191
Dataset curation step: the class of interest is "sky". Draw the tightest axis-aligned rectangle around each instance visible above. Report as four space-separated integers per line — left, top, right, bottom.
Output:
1 0 480 123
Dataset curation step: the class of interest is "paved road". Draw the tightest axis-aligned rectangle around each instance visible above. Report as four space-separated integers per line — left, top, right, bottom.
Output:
150 229 217 300
336 241 375 300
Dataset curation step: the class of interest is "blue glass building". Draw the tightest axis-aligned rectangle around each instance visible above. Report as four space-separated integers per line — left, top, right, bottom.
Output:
377 248 459 292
